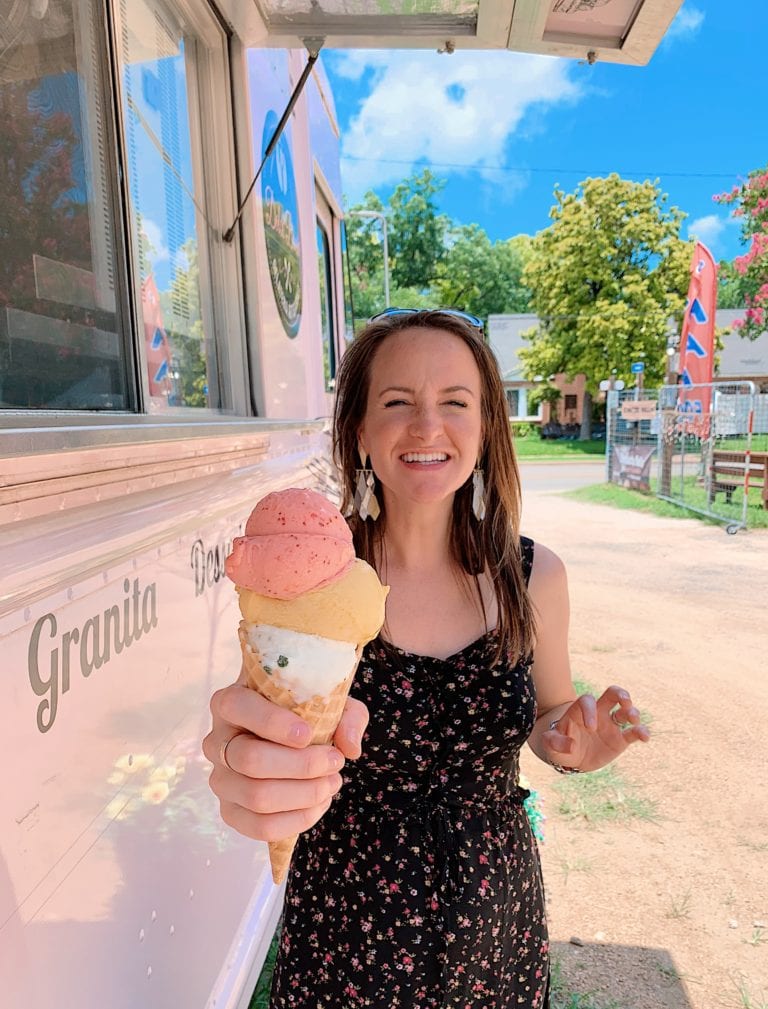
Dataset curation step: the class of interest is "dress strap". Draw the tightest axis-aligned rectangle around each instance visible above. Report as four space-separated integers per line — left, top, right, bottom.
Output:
519 535 535 587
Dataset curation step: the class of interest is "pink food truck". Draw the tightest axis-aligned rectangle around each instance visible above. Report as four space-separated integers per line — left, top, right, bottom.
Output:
0 3 681 1006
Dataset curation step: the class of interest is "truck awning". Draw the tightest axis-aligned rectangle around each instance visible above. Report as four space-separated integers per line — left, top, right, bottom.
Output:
223 0 683 66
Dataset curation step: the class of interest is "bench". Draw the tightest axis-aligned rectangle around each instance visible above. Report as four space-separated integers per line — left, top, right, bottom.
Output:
709 450 768 509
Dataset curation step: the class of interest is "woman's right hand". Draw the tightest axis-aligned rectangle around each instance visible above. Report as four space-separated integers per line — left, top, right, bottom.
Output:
202 675 369 843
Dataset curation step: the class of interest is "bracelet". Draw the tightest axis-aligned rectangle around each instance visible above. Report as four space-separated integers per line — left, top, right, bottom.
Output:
548 719 583 775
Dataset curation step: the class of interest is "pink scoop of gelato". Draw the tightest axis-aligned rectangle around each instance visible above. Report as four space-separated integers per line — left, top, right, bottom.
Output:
225 488 355 599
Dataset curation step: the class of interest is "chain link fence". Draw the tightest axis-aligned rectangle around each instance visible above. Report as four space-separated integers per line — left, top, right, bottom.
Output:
606 382 768 533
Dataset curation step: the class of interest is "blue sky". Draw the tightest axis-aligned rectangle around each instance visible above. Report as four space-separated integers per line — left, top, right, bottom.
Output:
322 2 768 265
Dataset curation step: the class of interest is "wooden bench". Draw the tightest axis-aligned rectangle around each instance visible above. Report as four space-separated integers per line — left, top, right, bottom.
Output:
710 450 768 509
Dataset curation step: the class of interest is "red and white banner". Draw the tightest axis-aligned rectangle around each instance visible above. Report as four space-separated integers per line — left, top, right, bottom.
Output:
142 275 174 399
677 242 717 433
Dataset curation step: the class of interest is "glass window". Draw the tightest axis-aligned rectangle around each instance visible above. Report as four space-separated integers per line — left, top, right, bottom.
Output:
506 388 520 417
316 220 336 392
0 0 130 410
564 393 578 411
115 0 219 411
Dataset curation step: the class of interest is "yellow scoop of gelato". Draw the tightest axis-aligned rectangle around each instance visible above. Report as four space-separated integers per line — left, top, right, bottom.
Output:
238 558 388 648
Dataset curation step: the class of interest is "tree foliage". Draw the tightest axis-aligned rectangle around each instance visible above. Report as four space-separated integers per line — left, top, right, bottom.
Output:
388 169 449 290
713 164 768 339
434 227 532 319
344 169 532 327
0 82 93 317
520 174 692 398
717 258 751 310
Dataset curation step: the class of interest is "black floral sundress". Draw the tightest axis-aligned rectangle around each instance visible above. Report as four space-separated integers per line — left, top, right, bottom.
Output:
270 537 549 1008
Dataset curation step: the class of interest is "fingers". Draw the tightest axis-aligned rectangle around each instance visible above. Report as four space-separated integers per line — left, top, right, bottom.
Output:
211 683 313 748
333 696 370 760
597 685 649 735
220 734 346 780
218 796 336 844
210 762 343 816
597 685 634 723
623 722 651 743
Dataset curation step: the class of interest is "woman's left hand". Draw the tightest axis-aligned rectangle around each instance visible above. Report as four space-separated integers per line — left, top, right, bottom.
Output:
543 685 650 772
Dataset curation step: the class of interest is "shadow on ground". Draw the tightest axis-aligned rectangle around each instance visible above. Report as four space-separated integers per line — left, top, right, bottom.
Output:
551 940 696 1008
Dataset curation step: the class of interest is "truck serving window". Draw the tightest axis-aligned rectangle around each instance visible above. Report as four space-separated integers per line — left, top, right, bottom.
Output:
316 219 335 392
114 0 224 413
1 0 241 419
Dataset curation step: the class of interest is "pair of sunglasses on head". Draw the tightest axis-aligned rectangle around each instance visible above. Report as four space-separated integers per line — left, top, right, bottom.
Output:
369 307 484 331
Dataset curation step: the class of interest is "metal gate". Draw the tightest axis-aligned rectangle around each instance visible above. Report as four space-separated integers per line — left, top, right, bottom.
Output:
605 387 660 491
605 382 765 533
656 381 759 533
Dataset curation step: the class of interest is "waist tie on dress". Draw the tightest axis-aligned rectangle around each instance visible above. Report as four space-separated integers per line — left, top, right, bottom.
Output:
339 777 530 940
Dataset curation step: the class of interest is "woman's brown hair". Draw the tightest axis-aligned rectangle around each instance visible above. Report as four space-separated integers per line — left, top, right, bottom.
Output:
333 310 536 663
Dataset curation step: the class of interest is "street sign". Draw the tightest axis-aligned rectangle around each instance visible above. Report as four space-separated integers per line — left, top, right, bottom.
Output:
620 400 657 421
631 361 645 374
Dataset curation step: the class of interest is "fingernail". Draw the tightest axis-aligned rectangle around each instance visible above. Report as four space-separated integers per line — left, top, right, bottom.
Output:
344 725 362 755
290 722 311 745
328 749 345 772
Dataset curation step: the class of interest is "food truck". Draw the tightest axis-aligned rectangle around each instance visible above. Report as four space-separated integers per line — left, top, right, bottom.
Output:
0 2 682 1006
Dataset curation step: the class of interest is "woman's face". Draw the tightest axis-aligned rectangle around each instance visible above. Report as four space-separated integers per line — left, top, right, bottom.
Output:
358 327 483 509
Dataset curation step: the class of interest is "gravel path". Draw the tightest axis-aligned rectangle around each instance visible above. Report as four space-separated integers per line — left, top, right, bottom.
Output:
519 487 768 1009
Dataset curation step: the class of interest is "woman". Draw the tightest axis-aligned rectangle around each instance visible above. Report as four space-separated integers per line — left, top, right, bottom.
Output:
203 309 650 1008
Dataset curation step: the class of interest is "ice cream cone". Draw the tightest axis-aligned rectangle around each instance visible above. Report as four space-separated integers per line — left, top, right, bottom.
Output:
239 622 362 884
225 488 387 886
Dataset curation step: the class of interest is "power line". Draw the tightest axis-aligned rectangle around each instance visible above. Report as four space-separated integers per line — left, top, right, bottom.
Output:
340 155 741 181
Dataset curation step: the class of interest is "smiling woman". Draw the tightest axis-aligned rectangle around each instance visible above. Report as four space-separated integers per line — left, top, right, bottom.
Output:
205 309 652 1008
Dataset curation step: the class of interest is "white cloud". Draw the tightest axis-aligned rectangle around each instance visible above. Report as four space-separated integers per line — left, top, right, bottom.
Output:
139 217 170 266
687 213 732 254
328 50 582 201
663 4 704 44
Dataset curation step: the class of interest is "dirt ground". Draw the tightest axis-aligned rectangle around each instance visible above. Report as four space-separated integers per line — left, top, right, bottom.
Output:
518 487 768 1009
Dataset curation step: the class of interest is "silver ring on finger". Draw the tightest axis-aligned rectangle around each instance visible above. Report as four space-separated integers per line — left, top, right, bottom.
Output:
221 733 242 771
611 709 629 729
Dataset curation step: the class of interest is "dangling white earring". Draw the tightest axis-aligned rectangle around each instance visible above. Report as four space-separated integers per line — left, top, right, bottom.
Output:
353 447 380 521
472 467 486 521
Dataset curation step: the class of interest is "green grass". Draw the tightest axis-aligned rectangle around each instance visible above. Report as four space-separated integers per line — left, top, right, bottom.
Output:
513 438 607 459
564 479 768 529
554 763 658 825
249 928 280 1009
712 436 768 453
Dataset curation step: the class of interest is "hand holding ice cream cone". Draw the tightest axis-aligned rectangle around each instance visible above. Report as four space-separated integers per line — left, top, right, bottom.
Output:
221 487 388 884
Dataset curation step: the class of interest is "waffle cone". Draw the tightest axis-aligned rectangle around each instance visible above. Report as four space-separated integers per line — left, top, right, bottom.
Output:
238 621 361 884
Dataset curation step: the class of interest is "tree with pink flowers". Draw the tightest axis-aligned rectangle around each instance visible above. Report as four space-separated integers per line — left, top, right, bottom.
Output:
714 164 768 340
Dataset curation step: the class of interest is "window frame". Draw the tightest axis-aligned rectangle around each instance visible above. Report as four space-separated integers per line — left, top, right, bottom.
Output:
110 0 246 418
1 0 249 437
313 165 345 394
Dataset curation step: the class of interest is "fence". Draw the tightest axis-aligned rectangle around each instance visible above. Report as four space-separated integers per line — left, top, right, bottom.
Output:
606 382 767 532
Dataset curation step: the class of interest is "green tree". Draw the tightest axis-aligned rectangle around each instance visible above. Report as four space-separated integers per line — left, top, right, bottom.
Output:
434 226 532 318
160 238 208 407
388 169 449 290
717 258 750 309
713 164 768 339
520 174 691 438
344 191 389 322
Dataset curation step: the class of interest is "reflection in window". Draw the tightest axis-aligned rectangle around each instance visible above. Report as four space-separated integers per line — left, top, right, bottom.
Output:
0 0 129 410
506 388 520 417
317 221 335 392
116 0 217 410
